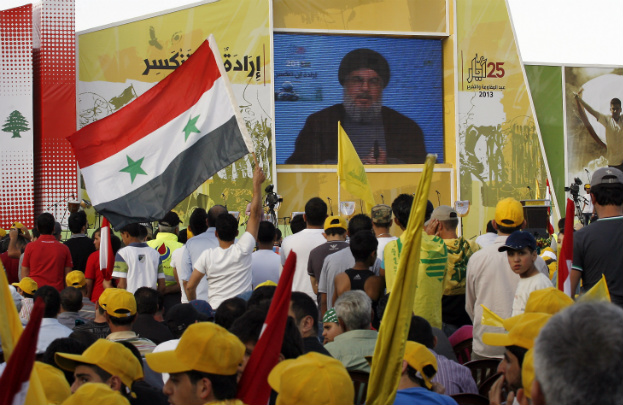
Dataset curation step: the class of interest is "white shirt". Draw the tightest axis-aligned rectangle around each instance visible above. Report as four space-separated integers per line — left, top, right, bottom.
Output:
511 272 553 316
280 228 326 299
195 232 255 309
170 246 187 303
597 113 623 165
475 232 497 248
37 318 72 354
377 236 397 260
251 249 282 288
113 243 164 294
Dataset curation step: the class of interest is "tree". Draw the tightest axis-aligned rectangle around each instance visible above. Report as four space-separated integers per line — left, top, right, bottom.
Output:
2 110 30 138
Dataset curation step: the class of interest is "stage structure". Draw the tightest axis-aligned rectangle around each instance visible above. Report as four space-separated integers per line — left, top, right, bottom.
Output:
0 4 34 229
0 0 563 239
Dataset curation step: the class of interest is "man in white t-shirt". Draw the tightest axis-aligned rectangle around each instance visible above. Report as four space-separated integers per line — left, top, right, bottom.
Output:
575 92 623 170
186 165 265 309
251 221 281 288
280 197 328 300
371 204 397 259
113 223 164 294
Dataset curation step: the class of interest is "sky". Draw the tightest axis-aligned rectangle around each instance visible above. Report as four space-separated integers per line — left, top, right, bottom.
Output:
1 0 622 65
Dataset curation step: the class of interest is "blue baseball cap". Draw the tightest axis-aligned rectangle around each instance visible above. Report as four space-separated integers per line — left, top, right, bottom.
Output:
498 231 536 252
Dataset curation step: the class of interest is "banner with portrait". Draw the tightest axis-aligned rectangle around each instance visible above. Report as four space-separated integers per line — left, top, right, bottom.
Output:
77 0 271 226
274 34 444 165
564 66 623 188
456 0 553 238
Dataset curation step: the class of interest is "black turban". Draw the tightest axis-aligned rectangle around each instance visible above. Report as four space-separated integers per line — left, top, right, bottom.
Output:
338 48 390 88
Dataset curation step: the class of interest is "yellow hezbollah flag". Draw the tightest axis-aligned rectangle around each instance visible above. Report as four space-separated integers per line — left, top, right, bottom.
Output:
0 261 47 404
366 154 436 405
337 121 376 213
578 274 611 303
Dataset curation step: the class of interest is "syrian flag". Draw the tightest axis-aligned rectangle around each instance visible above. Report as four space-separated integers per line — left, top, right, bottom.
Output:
67 35 254 229
100 217 115 281
558 198 575 296
545 179 555 235
236 251 297 405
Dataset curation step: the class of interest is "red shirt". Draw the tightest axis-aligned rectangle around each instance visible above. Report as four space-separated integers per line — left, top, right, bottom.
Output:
22 234 72 291
85 251 105 303
1 251 20 284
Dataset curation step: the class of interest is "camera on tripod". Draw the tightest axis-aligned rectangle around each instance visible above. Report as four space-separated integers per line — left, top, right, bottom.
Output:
565 177 583 199
264 184 283 210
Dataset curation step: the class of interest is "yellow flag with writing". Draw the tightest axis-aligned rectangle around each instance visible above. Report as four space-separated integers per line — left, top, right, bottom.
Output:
337 121 376 213
366 154 436 405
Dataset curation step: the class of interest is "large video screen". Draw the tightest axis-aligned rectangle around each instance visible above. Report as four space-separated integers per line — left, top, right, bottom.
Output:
274 33 444 165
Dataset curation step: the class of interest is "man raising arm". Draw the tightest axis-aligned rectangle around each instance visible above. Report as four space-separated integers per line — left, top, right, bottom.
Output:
186 164 265 302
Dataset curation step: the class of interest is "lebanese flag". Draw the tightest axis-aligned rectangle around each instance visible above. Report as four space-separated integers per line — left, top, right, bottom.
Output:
545 179 555 235
100 217 114 280
558 198 575 296
0 297 45 405
236 251 297 405
67 35 254 229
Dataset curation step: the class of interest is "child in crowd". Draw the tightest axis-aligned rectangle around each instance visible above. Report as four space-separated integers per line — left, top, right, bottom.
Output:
498 231 553 316
321 308 344 344
12 277 38 321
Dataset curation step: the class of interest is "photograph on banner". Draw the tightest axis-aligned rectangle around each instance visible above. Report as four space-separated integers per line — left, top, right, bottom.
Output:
76 0 272 226
274 33 443 165
565 66 623 188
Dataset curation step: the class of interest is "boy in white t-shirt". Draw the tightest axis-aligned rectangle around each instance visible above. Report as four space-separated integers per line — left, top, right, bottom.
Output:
186 165 266 309
498 231 552 316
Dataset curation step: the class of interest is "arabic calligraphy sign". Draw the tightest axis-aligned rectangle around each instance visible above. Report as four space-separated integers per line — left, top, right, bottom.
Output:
77 0 272 226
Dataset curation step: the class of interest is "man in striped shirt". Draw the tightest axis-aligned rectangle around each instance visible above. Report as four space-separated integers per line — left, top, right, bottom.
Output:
105 289 156 356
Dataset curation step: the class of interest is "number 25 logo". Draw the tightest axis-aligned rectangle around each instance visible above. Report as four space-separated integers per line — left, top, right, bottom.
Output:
487 62 505 78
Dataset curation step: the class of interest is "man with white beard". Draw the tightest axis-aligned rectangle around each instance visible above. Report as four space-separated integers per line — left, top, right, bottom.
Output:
286 48 426 165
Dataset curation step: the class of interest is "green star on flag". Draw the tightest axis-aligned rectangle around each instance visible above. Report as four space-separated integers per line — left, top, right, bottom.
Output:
183 114 201 141
120 155 147 183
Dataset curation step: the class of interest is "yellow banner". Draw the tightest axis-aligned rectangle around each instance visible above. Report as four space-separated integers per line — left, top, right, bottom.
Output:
77 0 272 226
273 0 447 34
456 0 548 238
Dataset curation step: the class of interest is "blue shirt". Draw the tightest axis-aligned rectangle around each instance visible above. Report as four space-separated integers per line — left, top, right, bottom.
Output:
394 387 458 405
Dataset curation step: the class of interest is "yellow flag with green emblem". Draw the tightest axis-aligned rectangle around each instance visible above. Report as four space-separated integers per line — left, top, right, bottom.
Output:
366 154 436 405
337 121 375 213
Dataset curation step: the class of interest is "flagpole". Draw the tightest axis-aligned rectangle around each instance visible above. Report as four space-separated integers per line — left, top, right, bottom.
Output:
338 177 341 216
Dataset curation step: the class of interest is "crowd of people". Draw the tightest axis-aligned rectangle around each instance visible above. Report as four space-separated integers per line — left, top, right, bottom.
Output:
2 165 623 405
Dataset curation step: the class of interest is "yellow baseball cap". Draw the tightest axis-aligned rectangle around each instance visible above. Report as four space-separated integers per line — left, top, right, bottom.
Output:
324 215 347 231
146 322 244 375
255 280 277 289
62 383 130 405
55 339 143 388
268 352 354 405
12 277 38 295
0 228 5 238
483 312 551 350
66 270 87 288
521 348 535 398
403 341 438 389
35 361 71 404
495 197 524 228
525 287 573 315
98 288 120 310
105 289 137 318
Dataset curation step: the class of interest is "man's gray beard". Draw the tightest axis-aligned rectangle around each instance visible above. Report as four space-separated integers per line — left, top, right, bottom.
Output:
343 94 382 124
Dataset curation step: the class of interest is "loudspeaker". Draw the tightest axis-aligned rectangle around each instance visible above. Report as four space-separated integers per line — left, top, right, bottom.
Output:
523 206 549 230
